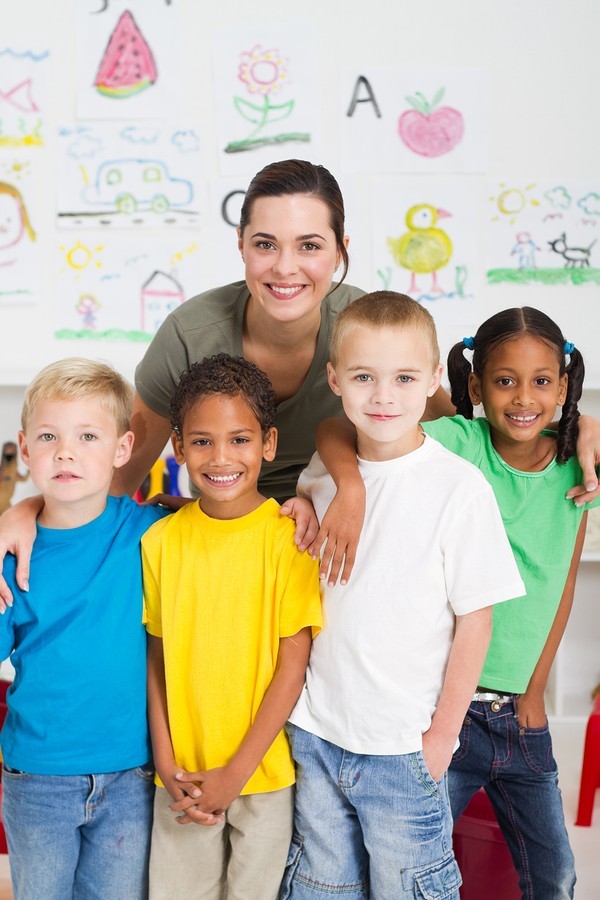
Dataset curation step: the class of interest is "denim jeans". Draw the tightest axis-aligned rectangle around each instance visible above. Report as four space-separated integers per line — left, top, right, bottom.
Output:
2 762 155 900
449 699 575 899
281 724 461 899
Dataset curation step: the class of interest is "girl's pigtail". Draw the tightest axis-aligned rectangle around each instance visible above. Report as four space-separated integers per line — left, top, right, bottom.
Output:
447 342 474 419
557 348 585 463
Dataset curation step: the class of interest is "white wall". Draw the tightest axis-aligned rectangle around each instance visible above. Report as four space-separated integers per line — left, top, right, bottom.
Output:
1 0 599 388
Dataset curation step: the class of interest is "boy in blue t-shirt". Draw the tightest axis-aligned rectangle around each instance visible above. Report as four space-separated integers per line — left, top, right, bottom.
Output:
0 358 168 900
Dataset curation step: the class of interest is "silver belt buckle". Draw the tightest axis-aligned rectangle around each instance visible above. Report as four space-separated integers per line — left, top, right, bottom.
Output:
472 691 514 712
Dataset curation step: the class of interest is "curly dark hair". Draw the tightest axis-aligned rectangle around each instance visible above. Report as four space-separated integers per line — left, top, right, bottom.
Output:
170 353 277 437
447 306 584 463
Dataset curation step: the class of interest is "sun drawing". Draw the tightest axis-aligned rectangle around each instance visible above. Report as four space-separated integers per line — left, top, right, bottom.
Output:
489 183 539 224
59 241 104 277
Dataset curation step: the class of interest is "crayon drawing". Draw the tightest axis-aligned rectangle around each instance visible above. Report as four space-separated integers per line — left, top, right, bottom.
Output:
342 67 487 174
0 49 48 148
0 160 40 304
57 123 201 228
372 177 477 322
76 0 180 118
56 238 202 340
212 26 320 175
486 181 600 285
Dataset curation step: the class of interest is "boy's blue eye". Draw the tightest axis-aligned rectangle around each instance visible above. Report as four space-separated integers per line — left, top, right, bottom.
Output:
40 433 55 442
398 375 413 383
355 373 372 382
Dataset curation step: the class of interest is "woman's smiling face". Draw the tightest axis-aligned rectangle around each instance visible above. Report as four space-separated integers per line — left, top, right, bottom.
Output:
238 193 345 326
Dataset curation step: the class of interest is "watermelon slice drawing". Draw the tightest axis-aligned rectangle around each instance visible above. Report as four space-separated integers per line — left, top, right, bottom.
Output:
94 10 158 99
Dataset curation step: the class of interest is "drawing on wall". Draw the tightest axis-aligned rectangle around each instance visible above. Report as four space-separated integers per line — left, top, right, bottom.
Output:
94 10 157 99
224 44 306 154
212 26 320 175
76 0 180 118
0 49 48 148
372 178 477 322
56 238 202 340
486 181 600 285
398 88 464 158
343 67 487 174
0 161 40 303
57 123 201 228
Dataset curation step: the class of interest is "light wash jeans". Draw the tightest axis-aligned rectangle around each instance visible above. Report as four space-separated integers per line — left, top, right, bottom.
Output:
449 698 576 899
2 762 155 900
281 724 461 899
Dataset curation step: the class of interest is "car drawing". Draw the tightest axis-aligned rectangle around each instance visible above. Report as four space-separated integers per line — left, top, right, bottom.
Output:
83 159 193 214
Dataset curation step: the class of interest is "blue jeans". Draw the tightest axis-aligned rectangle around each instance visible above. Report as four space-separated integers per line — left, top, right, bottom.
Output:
281 724 461 899
2 762 155 900
449 699 575 899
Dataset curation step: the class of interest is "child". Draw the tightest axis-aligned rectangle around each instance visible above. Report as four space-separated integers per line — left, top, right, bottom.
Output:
281 292 524 899
424 308 598 898
142 353 322 900
317 305 598 898
0 358 169 900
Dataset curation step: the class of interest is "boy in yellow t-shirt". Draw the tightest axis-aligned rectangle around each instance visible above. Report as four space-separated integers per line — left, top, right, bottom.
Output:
142 353 322 900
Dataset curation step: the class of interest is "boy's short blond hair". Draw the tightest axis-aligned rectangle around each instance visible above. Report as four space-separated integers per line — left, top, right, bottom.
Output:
330 291 440 368
21 358 133 435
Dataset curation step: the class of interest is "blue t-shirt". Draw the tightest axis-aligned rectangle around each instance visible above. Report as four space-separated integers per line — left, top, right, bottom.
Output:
0 495 168 775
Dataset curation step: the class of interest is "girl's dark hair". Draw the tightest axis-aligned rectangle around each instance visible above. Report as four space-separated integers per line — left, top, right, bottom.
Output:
239 159 348 284
447 306 584 463
170 353 276 437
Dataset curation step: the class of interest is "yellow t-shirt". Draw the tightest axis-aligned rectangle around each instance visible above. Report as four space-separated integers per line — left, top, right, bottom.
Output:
142 498 322 794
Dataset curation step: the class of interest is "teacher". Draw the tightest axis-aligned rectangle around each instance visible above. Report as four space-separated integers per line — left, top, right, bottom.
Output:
112 159 364 502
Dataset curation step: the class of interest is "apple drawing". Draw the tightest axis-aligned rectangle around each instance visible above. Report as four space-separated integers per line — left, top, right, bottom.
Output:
398 88 464 158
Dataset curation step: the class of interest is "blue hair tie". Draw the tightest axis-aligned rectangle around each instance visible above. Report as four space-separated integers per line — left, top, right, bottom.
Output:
564 341 575 356
463 336 475 350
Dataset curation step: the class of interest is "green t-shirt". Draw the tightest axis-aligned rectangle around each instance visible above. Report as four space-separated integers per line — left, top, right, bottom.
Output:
135 280 365 502
423 416 599 693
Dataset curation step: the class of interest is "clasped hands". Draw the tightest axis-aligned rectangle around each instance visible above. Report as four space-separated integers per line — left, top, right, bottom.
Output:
161 763 245 827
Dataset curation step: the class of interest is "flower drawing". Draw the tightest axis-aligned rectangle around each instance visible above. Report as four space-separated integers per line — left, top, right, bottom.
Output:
238 45 288 96
225 44 309 154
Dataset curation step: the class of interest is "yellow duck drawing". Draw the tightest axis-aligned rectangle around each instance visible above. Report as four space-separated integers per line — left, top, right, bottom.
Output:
387 203 452 295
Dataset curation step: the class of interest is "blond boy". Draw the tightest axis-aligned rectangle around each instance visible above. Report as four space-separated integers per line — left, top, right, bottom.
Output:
0 359 168 900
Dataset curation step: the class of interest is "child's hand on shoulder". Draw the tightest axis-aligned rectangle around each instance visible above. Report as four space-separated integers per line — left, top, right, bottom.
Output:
280 496 319 551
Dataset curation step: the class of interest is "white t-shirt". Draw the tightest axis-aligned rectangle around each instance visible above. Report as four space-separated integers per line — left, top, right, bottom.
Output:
290 435 525 756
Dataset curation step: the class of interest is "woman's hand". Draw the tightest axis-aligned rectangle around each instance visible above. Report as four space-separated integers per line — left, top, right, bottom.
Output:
0 496 43 608
279 497 319 551
308 482 366 586
567 414 600 505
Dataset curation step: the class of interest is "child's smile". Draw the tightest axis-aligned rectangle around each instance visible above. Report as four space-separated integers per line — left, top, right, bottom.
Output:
172 393 277 519
469 334 568 465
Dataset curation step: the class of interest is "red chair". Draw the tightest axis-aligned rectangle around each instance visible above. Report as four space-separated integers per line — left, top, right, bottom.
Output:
575 694 600 826
453 789 520 899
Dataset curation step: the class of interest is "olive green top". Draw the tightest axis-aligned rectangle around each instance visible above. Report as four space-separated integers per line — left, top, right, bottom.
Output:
135 280 365 501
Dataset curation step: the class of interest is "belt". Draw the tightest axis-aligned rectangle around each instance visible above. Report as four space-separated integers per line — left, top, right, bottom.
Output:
472 690 516 712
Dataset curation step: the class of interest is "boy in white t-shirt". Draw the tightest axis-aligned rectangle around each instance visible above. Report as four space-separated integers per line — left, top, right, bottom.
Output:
281 292 525 899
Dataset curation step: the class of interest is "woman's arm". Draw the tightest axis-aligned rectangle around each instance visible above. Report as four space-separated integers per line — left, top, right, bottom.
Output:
516 513 587 727
0 495 44 605
566 416 600 505
110 393 173 498
170 627 312 818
